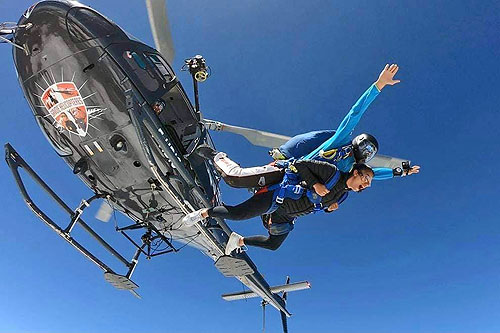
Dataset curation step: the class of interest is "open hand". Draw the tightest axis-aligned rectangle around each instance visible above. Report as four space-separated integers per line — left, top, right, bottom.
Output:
313 183 330 196
375 64 401 90
405 165 420 176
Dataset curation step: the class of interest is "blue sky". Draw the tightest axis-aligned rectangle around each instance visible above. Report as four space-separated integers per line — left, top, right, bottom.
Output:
0 0 499 332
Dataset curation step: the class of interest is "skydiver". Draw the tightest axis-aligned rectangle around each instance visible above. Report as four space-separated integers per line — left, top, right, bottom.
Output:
196 64 420 189
182 160 374 254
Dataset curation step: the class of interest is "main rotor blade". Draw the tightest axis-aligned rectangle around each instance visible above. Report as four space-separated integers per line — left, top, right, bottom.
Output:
203 119 291 148
203 120 412 169
369 154 410 169
145 0 175 64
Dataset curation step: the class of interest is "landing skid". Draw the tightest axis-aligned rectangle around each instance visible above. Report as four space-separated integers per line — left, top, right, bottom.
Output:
5 143 146 297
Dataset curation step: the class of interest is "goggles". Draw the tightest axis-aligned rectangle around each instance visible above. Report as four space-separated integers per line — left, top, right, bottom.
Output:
358 141 377 162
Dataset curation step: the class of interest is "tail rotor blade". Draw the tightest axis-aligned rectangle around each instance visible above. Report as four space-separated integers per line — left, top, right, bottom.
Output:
282 275 291 301
280 310 289 333
279 276 290 333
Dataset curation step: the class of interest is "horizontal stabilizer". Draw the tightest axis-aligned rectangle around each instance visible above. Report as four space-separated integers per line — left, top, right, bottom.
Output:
222 281 310 301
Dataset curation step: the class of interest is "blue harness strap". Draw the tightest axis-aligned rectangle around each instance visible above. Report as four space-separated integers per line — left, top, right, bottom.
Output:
265 166 341 215
337 192 348 205
274 159 295 169
318 143 353 162
266 169 303 214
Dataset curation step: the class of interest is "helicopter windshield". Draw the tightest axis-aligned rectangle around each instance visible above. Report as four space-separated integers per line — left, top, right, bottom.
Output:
124 30 144 43
66 7 117 43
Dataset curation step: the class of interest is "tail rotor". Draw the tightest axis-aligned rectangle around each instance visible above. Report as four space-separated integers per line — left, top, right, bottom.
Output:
260 276 295 333
279 276 291 333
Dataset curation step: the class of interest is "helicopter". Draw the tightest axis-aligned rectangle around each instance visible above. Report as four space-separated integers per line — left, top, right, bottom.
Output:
1 1 410 332
0 0 316 330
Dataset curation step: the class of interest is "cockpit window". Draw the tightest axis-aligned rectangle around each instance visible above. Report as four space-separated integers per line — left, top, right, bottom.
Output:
129 52 147 70
66 7 116 43
123 51 159 91
144 53 174 82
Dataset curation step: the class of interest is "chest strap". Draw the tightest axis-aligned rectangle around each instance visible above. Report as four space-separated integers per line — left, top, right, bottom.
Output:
266 167 342 215
305 169 341 213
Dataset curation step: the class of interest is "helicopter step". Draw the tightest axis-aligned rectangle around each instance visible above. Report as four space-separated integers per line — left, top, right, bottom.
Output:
104 272 139 291
214 255 255 277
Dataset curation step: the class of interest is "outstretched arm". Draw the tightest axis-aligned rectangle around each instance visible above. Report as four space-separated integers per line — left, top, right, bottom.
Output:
373 165 421 180
304 64 401 160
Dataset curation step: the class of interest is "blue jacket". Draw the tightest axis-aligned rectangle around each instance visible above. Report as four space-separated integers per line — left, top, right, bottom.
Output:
279 83 393 180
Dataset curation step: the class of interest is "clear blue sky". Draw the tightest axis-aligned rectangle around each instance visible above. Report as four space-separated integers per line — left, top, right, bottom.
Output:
0 0 499 332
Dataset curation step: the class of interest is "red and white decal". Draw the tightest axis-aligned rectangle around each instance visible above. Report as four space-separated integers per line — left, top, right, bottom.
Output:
41 82 88 137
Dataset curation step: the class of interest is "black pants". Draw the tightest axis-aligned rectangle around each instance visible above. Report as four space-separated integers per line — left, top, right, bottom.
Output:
207 190 275 221
207 190 288 251
244 233 289 251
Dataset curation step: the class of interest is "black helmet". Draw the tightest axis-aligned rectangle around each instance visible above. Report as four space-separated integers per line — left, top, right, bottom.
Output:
352 133 379 163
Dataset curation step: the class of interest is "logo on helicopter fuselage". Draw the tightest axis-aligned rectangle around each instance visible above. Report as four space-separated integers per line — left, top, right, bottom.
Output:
41 82 88 137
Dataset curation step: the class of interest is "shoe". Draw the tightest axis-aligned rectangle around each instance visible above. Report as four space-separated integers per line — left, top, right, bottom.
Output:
225 232 243 255
213 151 227 161
269 148 286 160
182 209 205 227
194 144 217 160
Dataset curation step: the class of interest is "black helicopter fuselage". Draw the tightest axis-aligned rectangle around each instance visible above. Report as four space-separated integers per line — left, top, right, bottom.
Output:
4 0 300 315
12 0 219 232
